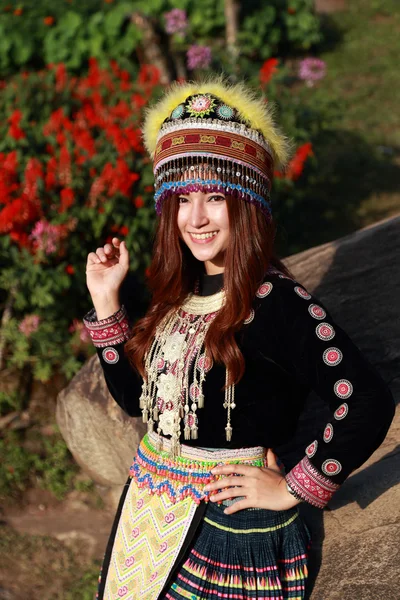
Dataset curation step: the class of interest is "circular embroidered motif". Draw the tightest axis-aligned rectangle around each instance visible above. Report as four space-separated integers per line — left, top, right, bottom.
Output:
189 383 200 401
294 286 311 300
334 402 349 420
186 94 217 118
323 423 334 443
306 440 318 458
256 282 273 298
171 103 185 119
102 347 119 364
322 459 342 476
157 357 166 371
323 347 343 366
216 104 235 120
308 304 326 320
244 309 255 325
316 322 336 341
334 379 353 399
197 353 213 373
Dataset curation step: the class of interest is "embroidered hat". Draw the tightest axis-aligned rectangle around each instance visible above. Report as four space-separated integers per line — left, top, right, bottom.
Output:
143 77 291 220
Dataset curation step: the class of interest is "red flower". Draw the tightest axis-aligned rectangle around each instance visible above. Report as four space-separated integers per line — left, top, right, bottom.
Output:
260 59 279 86
0 197 39 234
8 110 25 140
55 63 67 91
45 157 58 190
275 142 313 181
134 196 144 209
14 8 23 15
60 188 75 212
138 65 161 90
144 185 153 193
119 225 129 236
44 16 54 26
65 264 75 275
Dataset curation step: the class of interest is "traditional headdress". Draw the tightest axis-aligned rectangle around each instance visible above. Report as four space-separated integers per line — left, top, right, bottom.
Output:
143 76 291 220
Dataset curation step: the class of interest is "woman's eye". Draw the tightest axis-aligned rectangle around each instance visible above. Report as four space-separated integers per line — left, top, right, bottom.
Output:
178 197 188 204
208 195 225 202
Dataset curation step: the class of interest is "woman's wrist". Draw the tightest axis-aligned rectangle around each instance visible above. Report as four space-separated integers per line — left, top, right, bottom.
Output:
285 479 304 504
92 295 121 320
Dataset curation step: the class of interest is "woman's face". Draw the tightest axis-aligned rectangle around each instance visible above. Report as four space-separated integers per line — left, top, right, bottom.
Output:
177 190 229 274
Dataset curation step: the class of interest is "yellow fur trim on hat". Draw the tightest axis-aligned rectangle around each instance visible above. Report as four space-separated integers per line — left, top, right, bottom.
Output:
142 75 292 168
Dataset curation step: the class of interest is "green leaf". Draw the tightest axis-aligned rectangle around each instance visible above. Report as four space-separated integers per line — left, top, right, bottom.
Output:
11 34 33 65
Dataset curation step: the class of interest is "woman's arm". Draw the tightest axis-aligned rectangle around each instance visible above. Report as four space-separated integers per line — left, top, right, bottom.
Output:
82 304 143 417
262 273 395 509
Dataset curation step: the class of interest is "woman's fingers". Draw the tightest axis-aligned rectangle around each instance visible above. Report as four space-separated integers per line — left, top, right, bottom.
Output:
204 475 247 493
87 252 101 265
209 487 246 503
210 463 257 477
118 240 129 269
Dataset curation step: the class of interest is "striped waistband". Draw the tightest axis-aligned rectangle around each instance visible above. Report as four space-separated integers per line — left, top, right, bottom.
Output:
129 432 267 505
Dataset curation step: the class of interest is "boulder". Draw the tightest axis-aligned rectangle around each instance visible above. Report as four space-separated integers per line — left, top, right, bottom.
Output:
56 355 146 488
282 214 400 599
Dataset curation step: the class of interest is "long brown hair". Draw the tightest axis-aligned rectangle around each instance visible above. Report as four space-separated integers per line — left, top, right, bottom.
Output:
125 194 293 385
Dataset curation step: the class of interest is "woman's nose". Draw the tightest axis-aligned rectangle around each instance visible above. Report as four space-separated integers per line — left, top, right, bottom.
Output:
189 200 208 228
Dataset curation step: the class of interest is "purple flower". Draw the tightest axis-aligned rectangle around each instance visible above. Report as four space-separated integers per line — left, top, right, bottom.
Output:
186 45 212 70
298 58 327 85
164 9 188 35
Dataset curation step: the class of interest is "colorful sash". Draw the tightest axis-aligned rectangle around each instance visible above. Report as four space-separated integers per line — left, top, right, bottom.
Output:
103 432 268 600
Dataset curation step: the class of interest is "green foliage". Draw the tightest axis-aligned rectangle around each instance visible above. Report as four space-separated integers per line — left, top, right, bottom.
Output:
0 0 142 75
0 389 22 415
0 0 322 75
0 428 80 500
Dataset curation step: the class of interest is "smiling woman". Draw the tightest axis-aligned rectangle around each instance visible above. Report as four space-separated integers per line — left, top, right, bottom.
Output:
82 77 395 600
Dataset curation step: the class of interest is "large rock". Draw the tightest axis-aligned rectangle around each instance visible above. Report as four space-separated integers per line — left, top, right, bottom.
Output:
56 355 146 488
282 214 400 600
56 214 400 599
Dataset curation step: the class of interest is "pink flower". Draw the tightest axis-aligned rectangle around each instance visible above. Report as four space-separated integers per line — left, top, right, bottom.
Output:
298 58 326 86
187 45 212 70
19 314 40 337
69 319 91 343
164 9 188 35
29 220 62 255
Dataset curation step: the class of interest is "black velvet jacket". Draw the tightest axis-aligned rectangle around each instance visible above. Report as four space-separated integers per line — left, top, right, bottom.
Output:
83 269 395 508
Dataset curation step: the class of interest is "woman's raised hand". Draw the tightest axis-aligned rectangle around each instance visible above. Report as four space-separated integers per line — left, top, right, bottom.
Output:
86 237 129 305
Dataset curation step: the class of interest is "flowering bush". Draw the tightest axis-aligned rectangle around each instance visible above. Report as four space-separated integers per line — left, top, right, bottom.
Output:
0 59 161 382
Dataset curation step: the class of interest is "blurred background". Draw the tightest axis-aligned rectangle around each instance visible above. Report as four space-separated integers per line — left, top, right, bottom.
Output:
0 0 399 598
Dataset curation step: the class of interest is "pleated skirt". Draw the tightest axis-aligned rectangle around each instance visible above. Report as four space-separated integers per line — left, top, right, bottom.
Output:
162 501 311 600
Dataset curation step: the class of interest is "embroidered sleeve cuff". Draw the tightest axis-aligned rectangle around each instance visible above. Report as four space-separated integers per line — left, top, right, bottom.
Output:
82 304 131 348
285 456 341 509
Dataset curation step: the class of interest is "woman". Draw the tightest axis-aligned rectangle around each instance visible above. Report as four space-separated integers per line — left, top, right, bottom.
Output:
83 79 395 600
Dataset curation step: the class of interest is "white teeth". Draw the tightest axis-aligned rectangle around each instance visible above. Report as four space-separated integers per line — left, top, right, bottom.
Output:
190 232 218 240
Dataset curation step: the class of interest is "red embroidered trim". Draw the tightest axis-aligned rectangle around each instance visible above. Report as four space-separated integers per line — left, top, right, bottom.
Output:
285 456 340 509
83 305 131 348
154 129 273 179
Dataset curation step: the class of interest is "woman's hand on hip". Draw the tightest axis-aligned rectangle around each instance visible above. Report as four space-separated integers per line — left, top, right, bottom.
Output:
203 449 301 514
